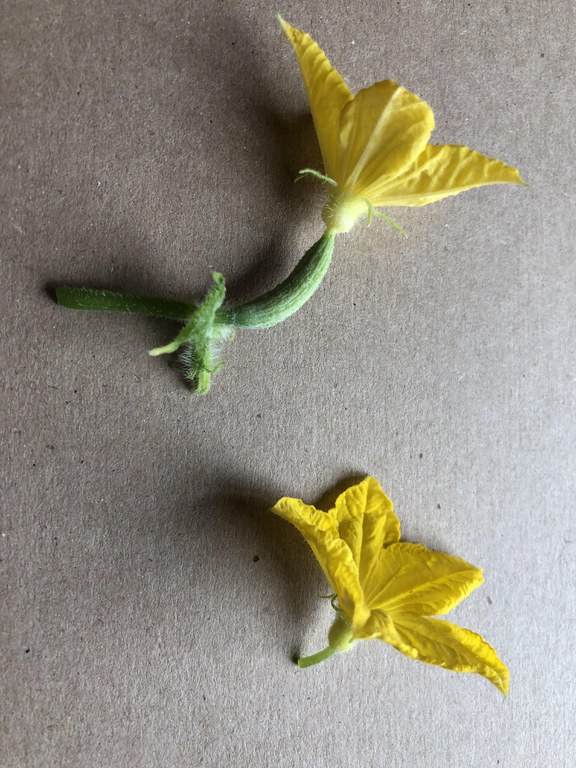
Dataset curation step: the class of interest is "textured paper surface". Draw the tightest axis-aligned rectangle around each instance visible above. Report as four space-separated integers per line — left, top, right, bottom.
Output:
1 1 575 766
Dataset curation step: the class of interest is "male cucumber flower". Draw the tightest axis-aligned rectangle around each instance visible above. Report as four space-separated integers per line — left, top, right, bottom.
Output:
280 17 524 234
272 476 509 694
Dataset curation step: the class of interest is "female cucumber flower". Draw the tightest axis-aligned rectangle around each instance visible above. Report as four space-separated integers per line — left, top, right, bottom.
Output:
272 476 509 694
280 17 525 234
54 20 524 393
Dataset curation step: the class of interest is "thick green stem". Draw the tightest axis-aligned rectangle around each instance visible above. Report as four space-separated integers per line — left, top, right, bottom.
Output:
55 286 194 322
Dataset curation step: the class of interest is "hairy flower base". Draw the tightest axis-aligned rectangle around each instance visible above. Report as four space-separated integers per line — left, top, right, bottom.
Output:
323 193 370 234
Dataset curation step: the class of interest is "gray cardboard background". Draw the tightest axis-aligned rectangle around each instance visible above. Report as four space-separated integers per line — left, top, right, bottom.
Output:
1 1 575 766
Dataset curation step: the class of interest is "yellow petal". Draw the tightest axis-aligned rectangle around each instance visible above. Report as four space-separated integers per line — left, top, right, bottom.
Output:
363 542 483 615
279 17 352 180
336 80 434 192
368 144 525 207
367 611 509 695
327 477 400 585
272 497 369 625
354 607 401 642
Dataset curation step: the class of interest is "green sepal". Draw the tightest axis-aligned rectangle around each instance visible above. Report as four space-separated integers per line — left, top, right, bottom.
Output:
149 272 229 394
296 168 337 187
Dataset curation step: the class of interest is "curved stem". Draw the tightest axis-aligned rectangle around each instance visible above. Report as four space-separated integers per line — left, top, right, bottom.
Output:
297 646 336 668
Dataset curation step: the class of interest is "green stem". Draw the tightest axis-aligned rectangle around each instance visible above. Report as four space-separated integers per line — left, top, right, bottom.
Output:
55 232 336 331
55 286 194 322
297 646 336 668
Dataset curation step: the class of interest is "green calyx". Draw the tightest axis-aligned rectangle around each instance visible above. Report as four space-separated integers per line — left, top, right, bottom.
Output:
55 232 336 394
296 613 356 669
149 272 230 395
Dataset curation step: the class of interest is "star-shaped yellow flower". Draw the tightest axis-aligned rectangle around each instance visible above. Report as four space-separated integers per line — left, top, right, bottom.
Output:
280 17 524 234
272 476 509 694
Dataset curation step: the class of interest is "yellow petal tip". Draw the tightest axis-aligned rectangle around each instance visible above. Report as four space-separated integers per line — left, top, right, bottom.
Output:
276 13 293 38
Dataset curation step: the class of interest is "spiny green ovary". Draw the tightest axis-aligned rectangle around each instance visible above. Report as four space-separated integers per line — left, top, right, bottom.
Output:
216 232 335 329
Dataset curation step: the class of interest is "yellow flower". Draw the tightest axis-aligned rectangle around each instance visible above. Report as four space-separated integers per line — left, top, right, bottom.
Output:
280 17 524 234
272 476 509 694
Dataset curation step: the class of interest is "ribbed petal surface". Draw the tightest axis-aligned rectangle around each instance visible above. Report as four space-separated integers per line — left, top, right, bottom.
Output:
272 497 369 625
327 476 400 587
364 542 483 616
368 143 525 206
376 612 509 695
337 80 434 191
